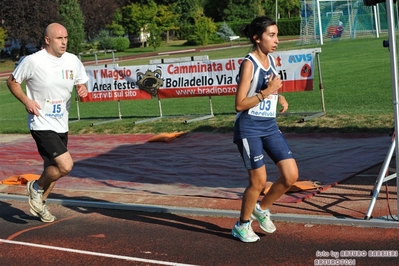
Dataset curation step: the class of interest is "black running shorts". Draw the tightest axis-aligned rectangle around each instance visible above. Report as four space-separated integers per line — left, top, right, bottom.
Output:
30 130 68 161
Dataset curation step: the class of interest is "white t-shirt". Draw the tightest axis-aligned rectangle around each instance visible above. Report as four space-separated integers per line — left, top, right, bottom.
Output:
12 49 89 133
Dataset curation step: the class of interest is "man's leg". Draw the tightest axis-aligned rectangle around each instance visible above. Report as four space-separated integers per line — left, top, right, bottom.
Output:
37 151 74 199
28 152 73 222
27 131 71 222
42 182 56 202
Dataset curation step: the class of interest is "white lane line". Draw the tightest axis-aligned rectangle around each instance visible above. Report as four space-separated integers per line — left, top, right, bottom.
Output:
0 239 198 266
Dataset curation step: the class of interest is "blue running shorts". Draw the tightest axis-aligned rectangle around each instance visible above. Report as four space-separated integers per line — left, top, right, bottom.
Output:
235 130 294 170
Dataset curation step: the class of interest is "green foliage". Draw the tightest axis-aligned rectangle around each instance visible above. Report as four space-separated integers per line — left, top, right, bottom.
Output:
1 0 303 60
1 35 396 134
263 0 301 19
223 0 266 21
216 22 236 40
0 27 7 49
113 37 130 51
156 4 180 33
2 0 60 57
120 3 154 35
208 33 225 45
113 1 179 49
82 41 97 50
277 18 301 36
173 0 200 26
184 35 201 45
168 0 301 25
57 0 85 54
107 8 126 37
178 25 194 40
107 21 125 37
96 30 114 50
93 32 130 51
215 18 301 38
192 7 217 46
147 24 163 50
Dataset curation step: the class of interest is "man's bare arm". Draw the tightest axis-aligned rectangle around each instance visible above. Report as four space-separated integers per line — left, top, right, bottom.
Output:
7 75 41 116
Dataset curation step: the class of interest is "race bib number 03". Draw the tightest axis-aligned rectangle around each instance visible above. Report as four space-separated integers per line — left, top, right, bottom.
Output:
248 94 278 118
44 99 66 119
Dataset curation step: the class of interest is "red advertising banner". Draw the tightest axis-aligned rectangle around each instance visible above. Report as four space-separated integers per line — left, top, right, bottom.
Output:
81 48 320 102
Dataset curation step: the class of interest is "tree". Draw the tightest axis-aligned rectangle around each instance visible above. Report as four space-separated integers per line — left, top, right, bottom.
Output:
80 0 128 41
120 3 149 36
223 0 268 21
0 27 6 50
277 0 301 18
113 36 130 51
216 22 236 40
1 0 60 56
107 10 126 37
192 7 217 46
57 0 85 54
172 0 202 26
147 23 162 50
204 0 229 22
107 22 126 38
119 1 170 49
96 30 114 50
253 0 266 18
155 4 180 43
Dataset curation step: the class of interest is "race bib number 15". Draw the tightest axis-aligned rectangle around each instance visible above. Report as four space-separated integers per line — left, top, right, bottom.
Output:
44 99 66 119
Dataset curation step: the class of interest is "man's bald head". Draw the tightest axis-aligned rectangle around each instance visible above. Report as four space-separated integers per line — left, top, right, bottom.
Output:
45 23 67 38
44 23 68 57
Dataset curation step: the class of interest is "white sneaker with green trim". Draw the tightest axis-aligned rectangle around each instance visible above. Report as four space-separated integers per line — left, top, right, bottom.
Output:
231 220 260 243
251 202 276 233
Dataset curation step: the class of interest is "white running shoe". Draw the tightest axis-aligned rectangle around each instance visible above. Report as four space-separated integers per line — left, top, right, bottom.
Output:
30 202 56 223
26 180 44 214
231 220 260 243
251 202 276 233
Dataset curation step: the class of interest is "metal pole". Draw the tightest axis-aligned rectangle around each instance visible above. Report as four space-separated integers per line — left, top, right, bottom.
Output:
76 94 80 121
386 0 399 217
363 0 399 220
365 139 395 219
209 96 214 116
158 96 163 118
118 100 122 120
317 0 324 45
276 0 278 24
316 52 326 113
373 6 381 38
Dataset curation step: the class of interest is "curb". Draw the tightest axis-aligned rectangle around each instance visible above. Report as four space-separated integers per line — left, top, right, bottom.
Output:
2 193 398 229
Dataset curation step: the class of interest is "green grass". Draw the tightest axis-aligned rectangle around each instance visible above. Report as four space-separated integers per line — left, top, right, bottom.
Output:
0 35 395 135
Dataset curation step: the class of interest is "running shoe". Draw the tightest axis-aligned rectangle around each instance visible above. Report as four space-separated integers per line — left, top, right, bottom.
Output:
251 202 276 233
30 202 56 223
231 220 260 243
26 180 44 213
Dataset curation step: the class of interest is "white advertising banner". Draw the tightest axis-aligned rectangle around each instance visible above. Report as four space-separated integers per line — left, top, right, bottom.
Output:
81 48 319 102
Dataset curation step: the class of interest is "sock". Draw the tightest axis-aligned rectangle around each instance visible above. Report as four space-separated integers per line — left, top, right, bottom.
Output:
33 181 42 191
240 218 250 224
257 203 267 212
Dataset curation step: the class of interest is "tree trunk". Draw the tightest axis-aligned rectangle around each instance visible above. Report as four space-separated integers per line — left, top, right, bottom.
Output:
166 30 170 44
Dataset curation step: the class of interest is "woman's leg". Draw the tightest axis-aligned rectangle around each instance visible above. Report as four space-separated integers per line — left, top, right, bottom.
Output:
239 165 267 221
259 158 298 210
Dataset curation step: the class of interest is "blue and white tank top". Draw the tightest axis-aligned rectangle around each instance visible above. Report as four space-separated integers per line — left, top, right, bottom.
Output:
234 53 280 142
